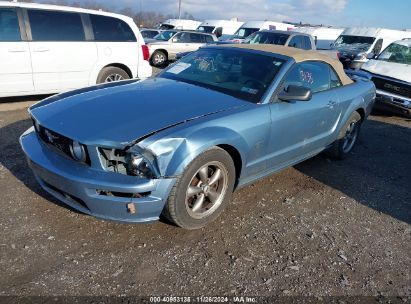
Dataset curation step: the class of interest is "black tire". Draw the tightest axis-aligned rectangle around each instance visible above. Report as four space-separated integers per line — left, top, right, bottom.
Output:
327 111 362 160
96 67 130 84
150 50 167 67
162 147 236 229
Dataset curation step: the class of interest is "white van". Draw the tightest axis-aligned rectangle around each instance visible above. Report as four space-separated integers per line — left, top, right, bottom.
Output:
228 21 296 43
196 19 244 41
0 2 152 98
292 27 344 50
159 19 201 31
332 27 411 69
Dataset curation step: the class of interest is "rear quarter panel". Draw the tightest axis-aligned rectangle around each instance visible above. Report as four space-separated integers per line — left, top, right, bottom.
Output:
333 79 376 139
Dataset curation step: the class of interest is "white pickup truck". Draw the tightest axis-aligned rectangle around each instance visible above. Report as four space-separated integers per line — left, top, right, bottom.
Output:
351 39 411 117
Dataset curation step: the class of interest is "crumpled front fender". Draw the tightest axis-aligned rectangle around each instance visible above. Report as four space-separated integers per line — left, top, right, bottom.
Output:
144 126 249 178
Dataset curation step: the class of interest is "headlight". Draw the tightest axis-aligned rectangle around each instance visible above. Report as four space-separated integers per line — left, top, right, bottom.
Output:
355 52 367 61
125 152 155 178
70 140 87 162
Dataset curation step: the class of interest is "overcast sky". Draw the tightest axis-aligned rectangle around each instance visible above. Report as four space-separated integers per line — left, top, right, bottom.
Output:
41 0 411 29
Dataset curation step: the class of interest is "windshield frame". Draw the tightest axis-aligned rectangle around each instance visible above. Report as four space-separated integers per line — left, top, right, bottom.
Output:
231 27 260 39
332 35 376 52
377 42 411 65
157 46 290 104
244 31 290 45
197 26 215 34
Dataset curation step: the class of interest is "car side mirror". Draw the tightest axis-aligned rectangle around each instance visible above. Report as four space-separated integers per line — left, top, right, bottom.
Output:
171 37 178 43
278 85 312 102
366 52 375 60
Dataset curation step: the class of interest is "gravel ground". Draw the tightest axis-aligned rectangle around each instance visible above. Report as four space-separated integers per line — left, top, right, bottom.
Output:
0 94 410 300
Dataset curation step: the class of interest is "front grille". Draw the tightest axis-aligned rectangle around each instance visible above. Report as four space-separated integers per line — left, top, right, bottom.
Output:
33 120 90 165
371 76 411 99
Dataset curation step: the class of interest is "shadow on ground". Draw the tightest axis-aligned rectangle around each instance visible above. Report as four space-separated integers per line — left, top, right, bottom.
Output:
0 95 52 104
296 118 411 224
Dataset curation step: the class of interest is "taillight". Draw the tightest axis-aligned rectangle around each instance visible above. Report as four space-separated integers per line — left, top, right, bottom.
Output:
141 45 149 61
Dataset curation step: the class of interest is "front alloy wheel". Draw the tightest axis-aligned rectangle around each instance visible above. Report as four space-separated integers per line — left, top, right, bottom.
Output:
185 161 229 219
162 147 236 229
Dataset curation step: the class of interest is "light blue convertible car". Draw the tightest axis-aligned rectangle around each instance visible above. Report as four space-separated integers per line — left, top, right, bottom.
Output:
20 45 376 229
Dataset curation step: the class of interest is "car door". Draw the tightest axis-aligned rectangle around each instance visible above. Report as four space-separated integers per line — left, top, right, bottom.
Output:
267 61 342 167
89 13 139 82
0 7 34 96
168 32 204 58
27 9 97 93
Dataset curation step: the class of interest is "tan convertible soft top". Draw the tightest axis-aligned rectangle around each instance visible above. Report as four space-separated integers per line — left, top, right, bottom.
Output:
217 44 353 86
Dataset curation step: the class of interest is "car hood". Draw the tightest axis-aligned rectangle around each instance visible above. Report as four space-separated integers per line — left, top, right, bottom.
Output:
361 60 411 83
30 78 247 148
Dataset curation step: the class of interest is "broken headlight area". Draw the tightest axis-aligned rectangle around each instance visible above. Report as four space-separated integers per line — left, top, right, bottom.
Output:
99 147 158 178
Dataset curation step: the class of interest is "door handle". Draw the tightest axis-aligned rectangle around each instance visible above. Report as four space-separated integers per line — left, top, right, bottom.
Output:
327 100 337 107
8 48 27 53
33 47 50 52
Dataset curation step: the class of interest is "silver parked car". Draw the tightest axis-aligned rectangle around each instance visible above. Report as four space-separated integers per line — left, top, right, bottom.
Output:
147 30 218 67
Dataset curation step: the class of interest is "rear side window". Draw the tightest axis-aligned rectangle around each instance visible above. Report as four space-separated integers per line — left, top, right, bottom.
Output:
190 33 204 43
90 14 136 42
0 8 21 41
288 36 303 49
302 36 312 50
28 10 85 41
283 62 331 93
330 67 342 89
205 35 215 43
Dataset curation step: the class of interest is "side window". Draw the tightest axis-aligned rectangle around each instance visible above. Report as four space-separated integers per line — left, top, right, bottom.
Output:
0 8 21 41
28 10 85 41
282 62 331 93
372 39 383 55
190 33 203 43
205 35 214 43
288 36 303 49
302 36 312 50
174 32 190 43
330 67 342 89
90 14 136 42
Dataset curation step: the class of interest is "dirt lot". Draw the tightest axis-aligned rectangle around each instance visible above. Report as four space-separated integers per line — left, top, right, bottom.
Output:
0 95 410 300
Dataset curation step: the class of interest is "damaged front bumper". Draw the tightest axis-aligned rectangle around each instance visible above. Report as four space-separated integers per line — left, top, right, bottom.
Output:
20 128 177 223
374 89 411 117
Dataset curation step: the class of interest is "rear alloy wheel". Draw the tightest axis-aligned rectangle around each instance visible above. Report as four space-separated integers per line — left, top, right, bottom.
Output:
162 147 236 229
327 111 362 159
151 50 167 67
97 67 130 84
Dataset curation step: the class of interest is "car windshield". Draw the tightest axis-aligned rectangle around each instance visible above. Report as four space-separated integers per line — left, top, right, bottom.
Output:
231 27 260 39
244 32 289 45
154 30 177 41
197 26 215 33
333 35 375 52
377 42 411 65
157 48 285 103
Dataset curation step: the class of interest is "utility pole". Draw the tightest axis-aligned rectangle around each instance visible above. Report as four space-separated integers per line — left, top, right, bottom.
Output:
178 0 182 19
